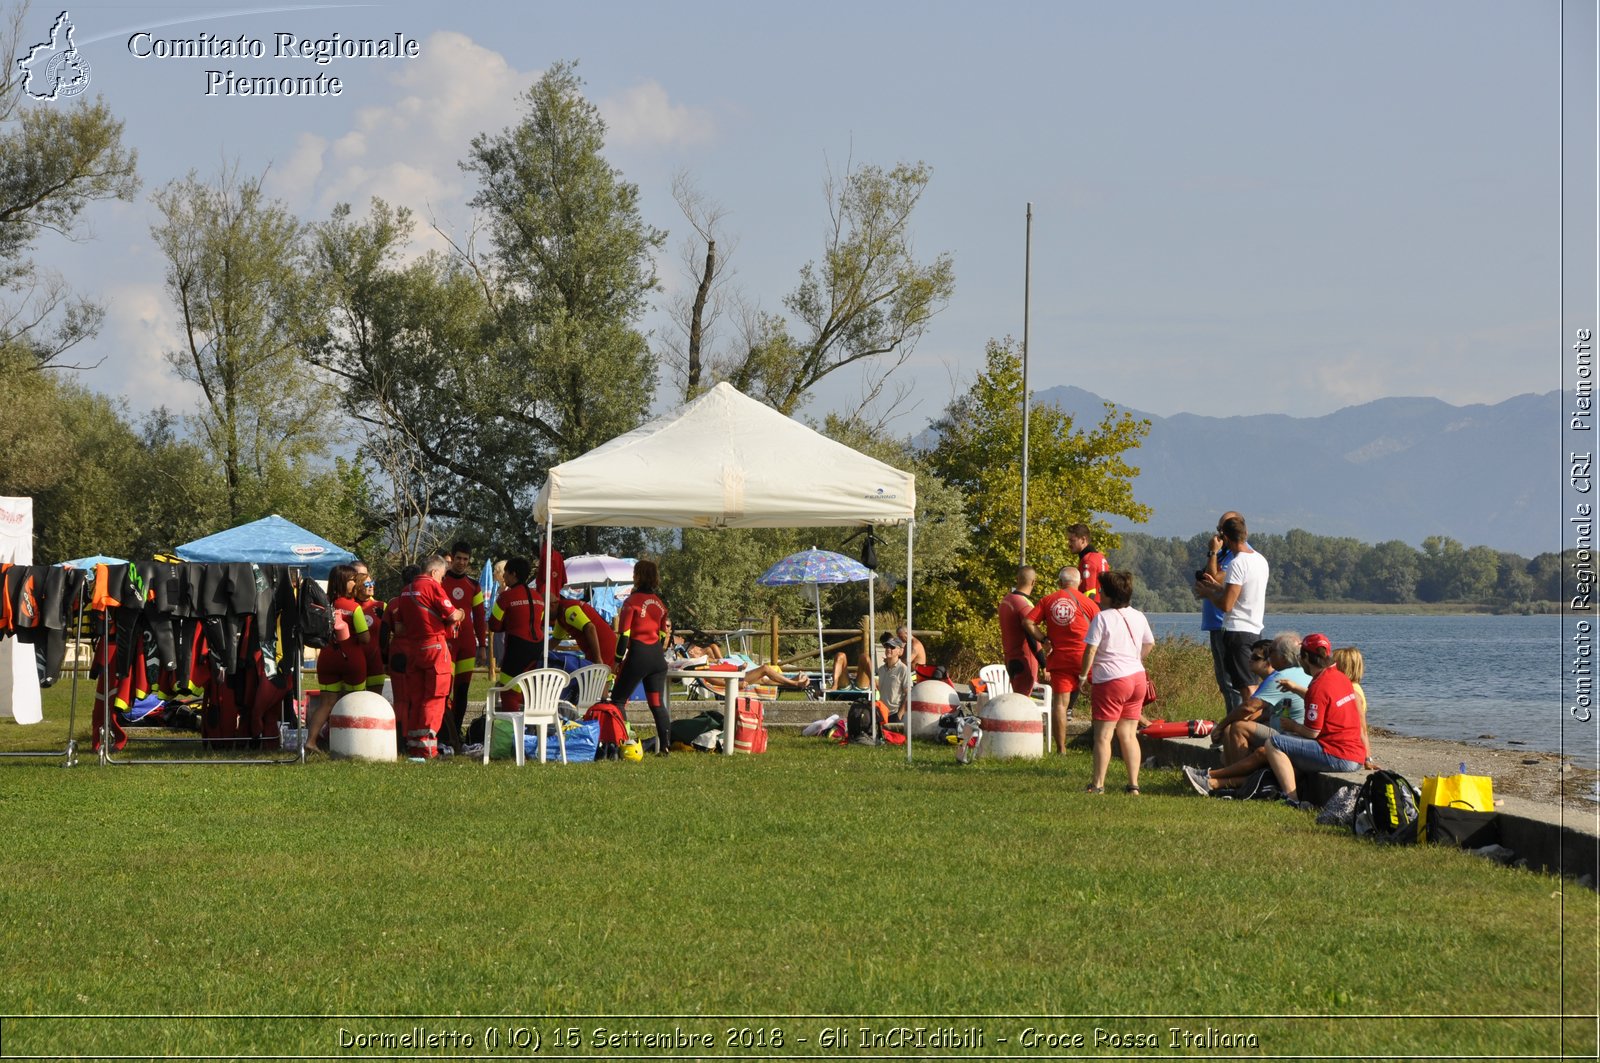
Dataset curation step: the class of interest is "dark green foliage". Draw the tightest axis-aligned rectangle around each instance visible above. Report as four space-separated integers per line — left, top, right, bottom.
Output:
1111 529 1572 612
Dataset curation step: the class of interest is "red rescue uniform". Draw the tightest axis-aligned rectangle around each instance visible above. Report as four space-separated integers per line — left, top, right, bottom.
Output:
489 582 544 713
360 599 385 691
316 596 370 693
556 599 617 668
1028 587 1100 694
1077 548 1110 601
441 571 486 676
395 577 458 759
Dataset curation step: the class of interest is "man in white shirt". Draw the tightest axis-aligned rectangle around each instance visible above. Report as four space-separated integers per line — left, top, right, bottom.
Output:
1198 514 1269 710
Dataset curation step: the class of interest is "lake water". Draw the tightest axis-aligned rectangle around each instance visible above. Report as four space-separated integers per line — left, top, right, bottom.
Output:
1146 613 1600 770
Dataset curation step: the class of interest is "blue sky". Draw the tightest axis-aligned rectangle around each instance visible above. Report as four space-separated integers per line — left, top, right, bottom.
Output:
21 0 1595 432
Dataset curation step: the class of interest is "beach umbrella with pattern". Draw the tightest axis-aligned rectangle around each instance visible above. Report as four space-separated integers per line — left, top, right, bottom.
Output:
757 548 873 691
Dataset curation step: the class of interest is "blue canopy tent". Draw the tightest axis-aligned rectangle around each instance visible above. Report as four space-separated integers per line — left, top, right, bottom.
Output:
175 515 354 578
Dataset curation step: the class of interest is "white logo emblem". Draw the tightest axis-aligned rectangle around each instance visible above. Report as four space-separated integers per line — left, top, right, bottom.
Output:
1048 598 1078 626
451 587 464 601
19 11 91 101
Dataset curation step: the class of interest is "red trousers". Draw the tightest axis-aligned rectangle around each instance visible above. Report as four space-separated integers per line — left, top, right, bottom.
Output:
402 641 451 758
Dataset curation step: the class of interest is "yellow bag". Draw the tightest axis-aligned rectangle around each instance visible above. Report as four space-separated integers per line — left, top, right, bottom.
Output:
1419 773 1494 834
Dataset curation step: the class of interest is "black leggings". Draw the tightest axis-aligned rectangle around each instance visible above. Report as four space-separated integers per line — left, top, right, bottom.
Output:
610 641 671 748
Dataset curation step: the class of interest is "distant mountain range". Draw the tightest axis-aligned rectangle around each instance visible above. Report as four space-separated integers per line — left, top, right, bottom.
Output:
1019 387 1563 558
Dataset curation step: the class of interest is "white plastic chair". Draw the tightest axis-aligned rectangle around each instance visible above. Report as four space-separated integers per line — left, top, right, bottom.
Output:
977 662 1053 753
482 667 569 765
560 663 612 718
977 663 1009 709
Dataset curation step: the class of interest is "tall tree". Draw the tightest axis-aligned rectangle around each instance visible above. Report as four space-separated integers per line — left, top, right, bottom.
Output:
321 60 668 555
151 164 332 523
670 158 954 415
311 199 502 559
0 2 139 369
461 61 663 466
924 338 1151 655
661 171 735 403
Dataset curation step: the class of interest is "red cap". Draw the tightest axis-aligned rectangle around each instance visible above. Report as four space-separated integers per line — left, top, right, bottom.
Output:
1302 633 1332 656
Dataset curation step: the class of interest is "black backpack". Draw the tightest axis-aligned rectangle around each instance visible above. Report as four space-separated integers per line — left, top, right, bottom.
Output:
1218 768 1280 801
297 578 335 649
846 702 878 744
1352 770 1420 844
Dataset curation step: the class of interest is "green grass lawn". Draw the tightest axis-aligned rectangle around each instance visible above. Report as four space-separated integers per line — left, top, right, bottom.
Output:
0 678 1595 1059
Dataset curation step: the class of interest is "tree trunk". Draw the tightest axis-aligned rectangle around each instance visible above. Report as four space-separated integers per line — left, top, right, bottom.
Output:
685 239 714 398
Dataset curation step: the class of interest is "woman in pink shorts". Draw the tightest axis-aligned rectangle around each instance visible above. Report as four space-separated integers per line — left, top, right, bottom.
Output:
1077 571 1154 794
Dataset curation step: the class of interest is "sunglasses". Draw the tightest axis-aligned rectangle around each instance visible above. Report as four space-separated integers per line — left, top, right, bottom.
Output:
1250 653 1269 662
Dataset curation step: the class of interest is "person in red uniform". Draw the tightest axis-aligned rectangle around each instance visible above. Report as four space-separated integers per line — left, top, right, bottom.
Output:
555 594 617 669
1068 523 1111 602
384 564 421 755
306 564 370 755
351 560 386 694
997 565 1042 696
488 556 544 713
1186 633 1369 804
441 541 486 749
607 559 671 754
534 540 567 601
1024 566 1100 751
394 556 464 759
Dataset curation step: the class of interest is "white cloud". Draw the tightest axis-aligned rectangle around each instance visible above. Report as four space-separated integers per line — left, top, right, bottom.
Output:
600 80 715 149
264 30 537 234
86 281 203 413
264 132 327 201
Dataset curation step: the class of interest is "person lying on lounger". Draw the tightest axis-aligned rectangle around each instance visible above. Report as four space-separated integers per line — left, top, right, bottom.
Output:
684 636 814 692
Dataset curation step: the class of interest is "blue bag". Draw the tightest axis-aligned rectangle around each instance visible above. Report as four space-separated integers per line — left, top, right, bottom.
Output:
526 717 599 763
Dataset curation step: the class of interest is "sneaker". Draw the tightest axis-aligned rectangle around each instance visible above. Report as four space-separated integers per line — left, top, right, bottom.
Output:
1182 765 1212 797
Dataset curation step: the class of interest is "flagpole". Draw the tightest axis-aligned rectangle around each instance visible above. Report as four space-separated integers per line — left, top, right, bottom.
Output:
1020 202 1032 565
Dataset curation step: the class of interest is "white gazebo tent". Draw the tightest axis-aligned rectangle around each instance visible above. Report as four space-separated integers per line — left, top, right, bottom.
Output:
533 382 921 760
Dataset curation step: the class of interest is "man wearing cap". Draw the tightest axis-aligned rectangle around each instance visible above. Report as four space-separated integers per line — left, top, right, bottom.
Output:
1183 632 1367 803
876 634 912 719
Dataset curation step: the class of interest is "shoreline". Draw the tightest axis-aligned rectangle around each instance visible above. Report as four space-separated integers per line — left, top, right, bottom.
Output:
1360 725 1599 813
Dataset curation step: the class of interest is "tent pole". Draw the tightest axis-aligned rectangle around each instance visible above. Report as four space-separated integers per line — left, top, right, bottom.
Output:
905 519 915 764
64 578 82 766
814 586 825 702
868 564 877 742
99 603 111 765
542 517 553 667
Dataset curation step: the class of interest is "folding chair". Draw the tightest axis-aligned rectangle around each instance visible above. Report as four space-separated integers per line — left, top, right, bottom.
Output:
482 667 569 765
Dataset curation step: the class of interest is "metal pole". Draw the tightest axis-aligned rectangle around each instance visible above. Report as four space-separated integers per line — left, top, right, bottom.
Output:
868 568 877 742
1020 202 1033 565
904 520 915 765
542 517 553 667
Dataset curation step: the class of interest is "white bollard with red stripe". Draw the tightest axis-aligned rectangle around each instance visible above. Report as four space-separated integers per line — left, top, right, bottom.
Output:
978 692 1045 759
328 691 397 762
908 679 960 741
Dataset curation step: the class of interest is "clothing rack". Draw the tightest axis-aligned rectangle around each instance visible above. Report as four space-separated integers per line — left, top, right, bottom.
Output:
85 560 307 768
0 575 86 767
